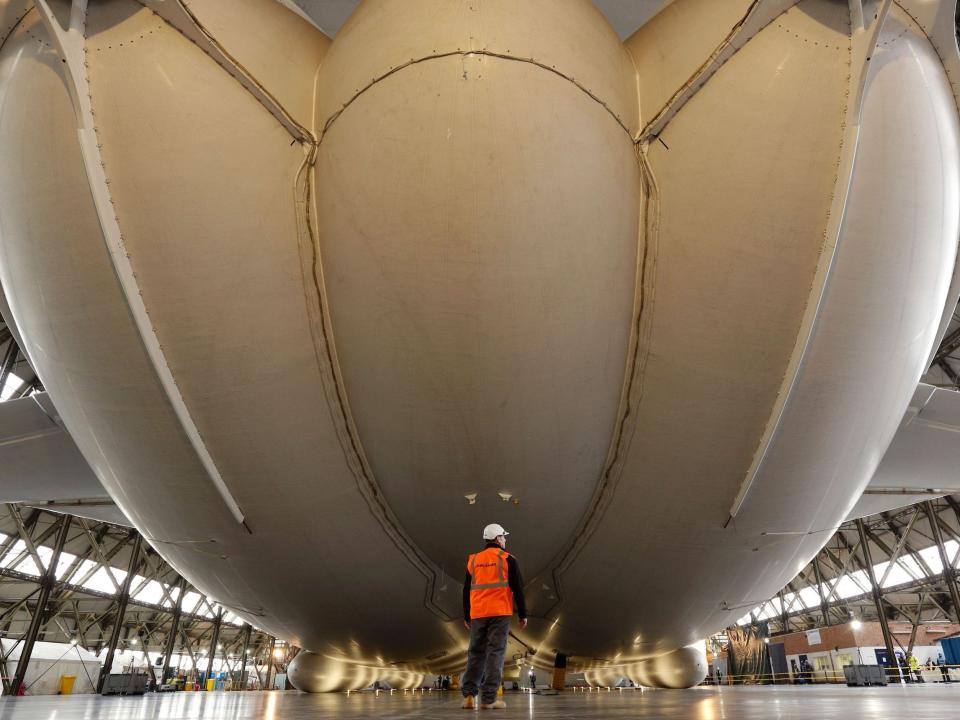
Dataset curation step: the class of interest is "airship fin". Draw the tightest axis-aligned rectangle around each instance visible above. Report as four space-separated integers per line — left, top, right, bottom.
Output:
30 0 251 530
723 0 899 522
0 393 130 527
845 384 960 521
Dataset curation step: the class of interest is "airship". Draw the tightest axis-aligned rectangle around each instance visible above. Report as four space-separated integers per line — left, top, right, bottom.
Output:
0 0 959 691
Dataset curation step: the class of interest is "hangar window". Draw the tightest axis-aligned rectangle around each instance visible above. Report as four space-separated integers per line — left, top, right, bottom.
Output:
796 587 820 609
133 579 169 605
0 372 24 401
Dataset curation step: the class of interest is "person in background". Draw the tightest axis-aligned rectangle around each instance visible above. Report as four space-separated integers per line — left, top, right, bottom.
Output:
897 653 911 683
908 653 923 683
937 654 951 683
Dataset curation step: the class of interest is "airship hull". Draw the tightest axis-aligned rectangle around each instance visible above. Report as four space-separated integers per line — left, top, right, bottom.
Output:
0 0 957 690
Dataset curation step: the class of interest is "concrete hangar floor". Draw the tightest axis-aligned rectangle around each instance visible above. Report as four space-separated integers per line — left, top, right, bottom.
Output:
2 686 959 720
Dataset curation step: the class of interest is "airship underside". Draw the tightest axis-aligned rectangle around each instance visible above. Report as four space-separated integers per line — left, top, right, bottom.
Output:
0 0 958 690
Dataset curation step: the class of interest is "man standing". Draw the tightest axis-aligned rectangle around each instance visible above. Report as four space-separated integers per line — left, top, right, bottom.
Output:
461 523 527 710
908 653 923 683
937 653 951 683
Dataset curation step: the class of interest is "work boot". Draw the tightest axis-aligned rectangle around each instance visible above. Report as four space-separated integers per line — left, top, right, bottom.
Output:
480 700 507 709
461 695 476 709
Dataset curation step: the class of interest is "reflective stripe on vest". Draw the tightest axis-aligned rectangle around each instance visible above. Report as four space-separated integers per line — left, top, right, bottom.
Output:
467 548 513 618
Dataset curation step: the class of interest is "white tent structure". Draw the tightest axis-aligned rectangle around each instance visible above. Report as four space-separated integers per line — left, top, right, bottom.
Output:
1 640 100 695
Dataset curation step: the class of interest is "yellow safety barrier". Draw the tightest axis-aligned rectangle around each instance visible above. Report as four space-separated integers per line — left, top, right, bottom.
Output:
703 666 960 686
59 675 76 695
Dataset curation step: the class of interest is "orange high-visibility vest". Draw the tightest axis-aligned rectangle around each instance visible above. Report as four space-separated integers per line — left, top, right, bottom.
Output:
467 547 513 618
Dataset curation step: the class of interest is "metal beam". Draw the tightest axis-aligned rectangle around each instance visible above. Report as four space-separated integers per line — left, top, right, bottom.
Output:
96 533 142 693
0 564 218 634
821 541 866 603
205 607 223 689
936 358 959 387
265 636 276 691
856 518 899 682
934 325 960 364
10 515 72 695
161 577 186 684
945 495 960 526
811 554 831 626
136 625 159 691
925 501 960 622
76 519 121 593
0 338 18 392
0 516 63 574
0 587 39 626
869 520 952 617
878 508 920 587
179 627 199 672
5 505 49 576
238 623 251 690
777 589 789 633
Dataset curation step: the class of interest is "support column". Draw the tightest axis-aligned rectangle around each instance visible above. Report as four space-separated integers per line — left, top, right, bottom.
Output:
925 501 960 623
161 577 186 684
96 533 143 693
855 519 898 682
265 637 276 691
139 627 158 692
551 653 567 691
10 515 72 696
238 623 252 691
777 589 789 633
812 555 830 627
204 608 223 690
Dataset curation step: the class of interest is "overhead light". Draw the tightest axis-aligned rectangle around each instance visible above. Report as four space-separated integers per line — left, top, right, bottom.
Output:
851 619 862 630
130 638 138 646
464 493 478 505
70 639 78 646
763 638 770 644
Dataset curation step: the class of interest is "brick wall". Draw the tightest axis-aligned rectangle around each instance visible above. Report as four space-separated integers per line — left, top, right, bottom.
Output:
771 622 960 655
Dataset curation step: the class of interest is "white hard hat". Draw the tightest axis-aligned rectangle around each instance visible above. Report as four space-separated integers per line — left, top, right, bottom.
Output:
483 523 509 540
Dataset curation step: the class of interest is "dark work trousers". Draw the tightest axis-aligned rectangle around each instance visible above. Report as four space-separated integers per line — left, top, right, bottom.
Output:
461 616 511 703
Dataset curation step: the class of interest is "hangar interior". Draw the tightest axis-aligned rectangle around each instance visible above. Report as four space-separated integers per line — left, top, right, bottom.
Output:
3 0 960 718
